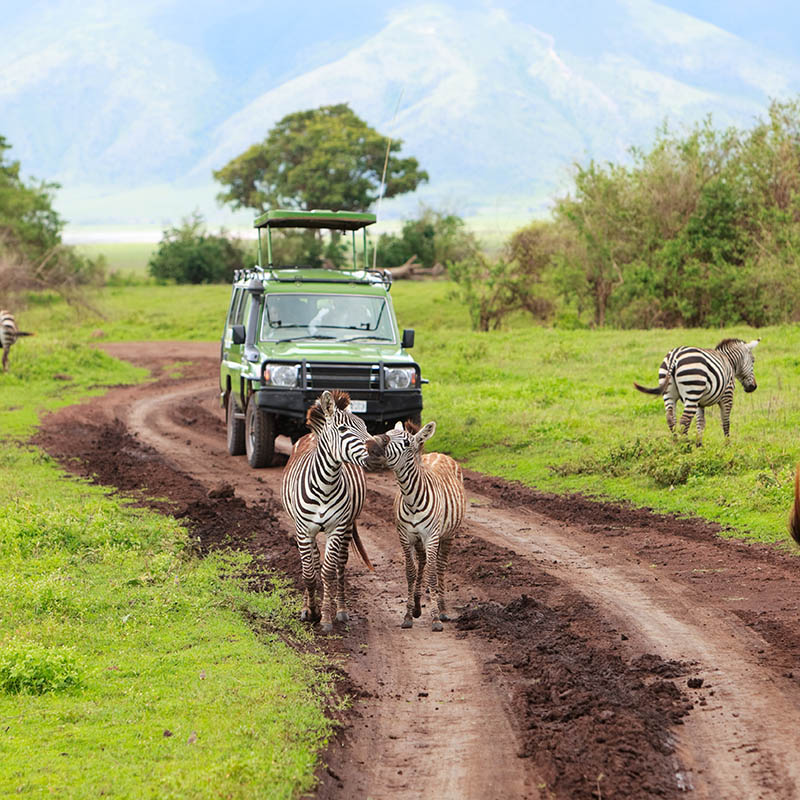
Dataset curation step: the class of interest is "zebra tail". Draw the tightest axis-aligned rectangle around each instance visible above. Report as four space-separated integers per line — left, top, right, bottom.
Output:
633 375 671 395
16 331 34 337
350 522 375 572
789 464 800 547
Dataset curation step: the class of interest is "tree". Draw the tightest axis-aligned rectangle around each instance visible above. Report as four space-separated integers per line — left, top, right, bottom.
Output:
148 213 247 284
376 207 478 270
214 104 428 213
0 135 104 300
0 135 63 261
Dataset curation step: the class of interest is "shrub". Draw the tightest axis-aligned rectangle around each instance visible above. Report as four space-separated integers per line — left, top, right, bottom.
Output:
0 643 81 695
148 212 247 284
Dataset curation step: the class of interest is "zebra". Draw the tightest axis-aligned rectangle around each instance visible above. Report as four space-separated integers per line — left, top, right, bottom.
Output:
369 420 466 631
634 338 759 445
281 389 375 632
1 310 34 372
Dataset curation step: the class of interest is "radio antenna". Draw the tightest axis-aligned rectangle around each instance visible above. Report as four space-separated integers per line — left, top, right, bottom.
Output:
373 88 404 269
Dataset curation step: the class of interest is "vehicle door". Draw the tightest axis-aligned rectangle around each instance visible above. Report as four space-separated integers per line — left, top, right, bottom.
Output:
222 287 248 392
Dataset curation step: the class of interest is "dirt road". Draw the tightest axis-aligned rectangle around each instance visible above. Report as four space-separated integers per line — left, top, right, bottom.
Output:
34 342 800 799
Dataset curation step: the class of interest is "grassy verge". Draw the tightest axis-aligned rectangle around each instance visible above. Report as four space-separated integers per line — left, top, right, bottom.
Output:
15 280 800 549
0 331 333 797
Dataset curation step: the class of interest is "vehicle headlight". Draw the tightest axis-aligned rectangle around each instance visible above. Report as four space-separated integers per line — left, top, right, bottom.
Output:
384 367 415 389
264 363 298 387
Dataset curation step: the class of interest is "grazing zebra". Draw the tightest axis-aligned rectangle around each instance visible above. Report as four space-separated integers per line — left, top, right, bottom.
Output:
369 420 466 631
281 390 374 632
634 338 759 445
0 311 34 372
790 465 800 547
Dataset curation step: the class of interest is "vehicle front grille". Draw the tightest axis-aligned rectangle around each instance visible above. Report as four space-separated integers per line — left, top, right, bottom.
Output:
304 362 379 392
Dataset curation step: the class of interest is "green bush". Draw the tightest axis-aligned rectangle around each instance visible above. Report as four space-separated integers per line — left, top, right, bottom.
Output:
0 643 81 695
148 213 247 284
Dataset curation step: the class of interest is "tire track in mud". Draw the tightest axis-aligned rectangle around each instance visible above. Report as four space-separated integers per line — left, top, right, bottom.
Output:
33 342 800 799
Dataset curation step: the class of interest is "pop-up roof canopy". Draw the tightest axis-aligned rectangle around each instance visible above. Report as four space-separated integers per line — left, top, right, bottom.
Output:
253 209 376 231
254 209 377 269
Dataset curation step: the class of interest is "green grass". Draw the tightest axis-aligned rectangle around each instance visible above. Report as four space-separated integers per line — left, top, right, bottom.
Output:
0 328 334 797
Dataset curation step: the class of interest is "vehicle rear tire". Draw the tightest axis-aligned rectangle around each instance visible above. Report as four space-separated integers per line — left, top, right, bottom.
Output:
226 392 246 456
245 399 276 468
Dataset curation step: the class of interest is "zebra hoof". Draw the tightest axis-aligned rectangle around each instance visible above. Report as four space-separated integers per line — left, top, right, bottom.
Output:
300 609 311 622
431 620 444 632
439 612 451 622
401 617 413 629
321 622 333 633
335 611 349 623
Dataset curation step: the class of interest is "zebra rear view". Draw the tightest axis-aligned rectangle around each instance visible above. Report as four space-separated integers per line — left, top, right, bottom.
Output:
1 310 34 373
634 338 759 445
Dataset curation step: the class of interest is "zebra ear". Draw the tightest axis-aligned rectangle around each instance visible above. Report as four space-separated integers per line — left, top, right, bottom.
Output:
393 420 404 431
319 391 336 418
415 421 436 446
746 339 760 350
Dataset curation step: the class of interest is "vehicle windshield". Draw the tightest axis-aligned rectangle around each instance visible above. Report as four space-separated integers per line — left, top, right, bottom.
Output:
262 293 395 343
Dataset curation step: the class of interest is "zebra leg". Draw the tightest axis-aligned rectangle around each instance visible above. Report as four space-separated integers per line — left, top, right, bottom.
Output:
1 346 7 372
663 395 676 432
719 397 733 439
423 533 443 632
678 402 698 436
400 535 418 628
695 406 706 447
319 533 343 632
413 539 426 618
298 532 321 623
334 528 352 624
436 538 451 622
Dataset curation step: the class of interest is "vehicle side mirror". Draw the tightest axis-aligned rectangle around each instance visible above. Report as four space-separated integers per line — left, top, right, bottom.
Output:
402 329 415 349
231 324 246 345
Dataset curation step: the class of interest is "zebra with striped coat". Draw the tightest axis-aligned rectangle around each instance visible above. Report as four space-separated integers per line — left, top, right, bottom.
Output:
369 420 466 631
1 311 34 372
634 338 759 445
281 390 374 632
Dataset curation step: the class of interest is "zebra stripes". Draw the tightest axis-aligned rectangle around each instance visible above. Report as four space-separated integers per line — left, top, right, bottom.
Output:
634 338 759 444
1 310 33 373
370 420 466 631
281 390 374 632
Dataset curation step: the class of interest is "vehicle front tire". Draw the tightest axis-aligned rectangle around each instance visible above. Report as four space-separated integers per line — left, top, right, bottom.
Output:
226 391 246 456
245 400 276 468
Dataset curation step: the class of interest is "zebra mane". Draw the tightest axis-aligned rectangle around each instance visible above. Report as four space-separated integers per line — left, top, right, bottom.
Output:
403 420 420 435
305 390 352 431
715 338 744 350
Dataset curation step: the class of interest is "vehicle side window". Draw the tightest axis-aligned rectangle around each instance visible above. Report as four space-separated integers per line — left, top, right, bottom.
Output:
228 289 247 326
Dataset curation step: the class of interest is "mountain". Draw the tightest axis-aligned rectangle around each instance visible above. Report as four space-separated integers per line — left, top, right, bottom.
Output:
2 0 798 229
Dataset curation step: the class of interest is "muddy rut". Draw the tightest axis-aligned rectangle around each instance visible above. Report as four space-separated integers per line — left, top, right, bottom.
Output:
33 342 800 799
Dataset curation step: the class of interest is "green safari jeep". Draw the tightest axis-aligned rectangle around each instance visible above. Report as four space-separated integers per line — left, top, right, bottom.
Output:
220 209 424 468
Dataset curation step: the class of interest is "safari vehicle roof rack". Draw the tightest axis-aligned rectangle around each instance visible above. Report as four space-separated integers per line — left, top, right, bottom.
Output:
232 266 393 291
253 208 377 271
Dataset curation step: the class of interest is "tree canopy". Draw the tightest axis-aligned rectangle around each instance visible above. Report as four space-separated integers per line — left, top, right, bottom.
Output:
0 135 103 299
213 104 428 213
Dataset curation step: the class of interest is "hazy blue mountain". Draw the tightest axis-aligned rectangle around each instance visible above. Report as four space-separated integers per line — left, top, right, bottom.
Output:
2 0 798 228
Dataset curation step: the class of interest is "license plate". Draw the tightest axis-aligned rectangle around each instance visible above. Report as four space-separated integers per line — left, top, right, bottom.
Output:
349 400 367 413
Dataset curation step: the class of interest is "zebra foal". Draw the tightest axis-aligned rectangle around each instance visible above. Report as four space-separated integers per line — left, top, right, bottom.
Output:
281 390 374 632
369 420 465 631
1 310 34 372
634 338 759 445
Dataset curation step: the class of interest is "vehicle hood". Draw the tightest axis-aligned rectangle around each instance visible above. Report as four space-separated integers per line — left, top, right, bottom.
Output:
261 340 415 364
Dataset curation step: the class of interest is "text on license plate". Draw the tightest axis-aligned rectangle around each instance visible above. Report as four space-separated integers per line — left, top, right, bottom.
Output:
349 400 367 413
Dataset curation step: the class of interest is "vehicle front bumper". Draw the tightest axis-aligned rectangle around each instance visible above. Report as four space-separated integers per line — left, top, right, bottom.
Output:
253 387 422 423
